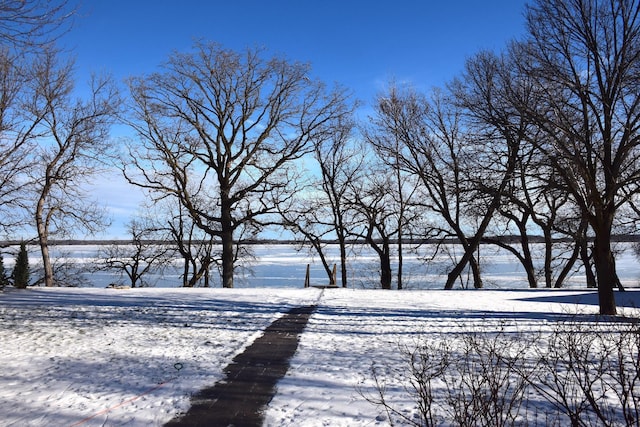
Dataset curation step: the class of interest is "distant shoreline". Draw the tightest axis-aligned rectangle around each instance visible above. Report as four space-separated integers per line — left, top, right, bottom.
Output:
2 235 640 247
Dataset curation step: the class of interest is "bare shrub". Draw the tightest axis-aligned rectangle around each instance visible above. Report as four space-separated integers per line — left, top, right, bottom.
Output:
531 317 640 427
362 339 450 427
362 324 536 426
440 326 535 427
365 316 639 426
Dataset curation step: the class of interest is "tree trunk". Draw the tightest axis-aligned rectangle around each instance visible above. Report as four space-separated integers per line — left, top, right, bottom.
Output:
522 251 538 288
550 219 585 289
35 199 54 287
470 254 483 289
220 200 234 289
579 237 597 289
367 231 392 290
482 236 537 288
339 237 348 288
445 238 484 289
309 236 334 284
220 239 234 288
38 234 53 287
397 236 403 290
542 227 553 288
444 187 513 289
130 270 139 288
553 243 580 289
445 249 467 290
515 228 537 289
592 225 617 315
182 258 191 287
380 248 392 290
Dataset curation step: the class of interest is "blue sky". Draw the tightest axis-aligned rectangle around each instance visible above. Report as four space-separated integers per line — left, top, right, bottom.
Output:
59 0 528 238
65 1 527 99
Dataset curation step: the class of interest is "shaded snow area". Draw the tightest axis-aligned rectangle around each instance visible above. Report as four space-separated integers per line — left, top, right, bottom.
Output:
0 288 322 426
1 287 639 426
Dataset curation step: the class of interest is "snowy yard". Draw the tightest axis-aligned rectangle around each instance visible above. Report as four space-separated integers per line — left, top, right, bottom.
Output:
0 287 639 426
0 288 320 426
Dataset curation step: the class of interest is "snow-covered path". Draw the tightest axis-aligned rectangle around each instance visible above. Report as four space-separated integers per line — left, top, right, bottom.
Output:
0 287 639 426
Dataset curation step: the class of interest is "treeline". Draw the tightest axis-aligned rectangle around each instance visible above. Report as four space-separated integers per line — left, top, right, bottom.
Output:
1 1 640 314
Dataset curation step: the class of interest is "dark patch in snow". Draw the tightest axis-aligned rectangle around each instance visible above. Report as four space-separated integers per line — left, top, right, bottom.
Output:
165 305 316 427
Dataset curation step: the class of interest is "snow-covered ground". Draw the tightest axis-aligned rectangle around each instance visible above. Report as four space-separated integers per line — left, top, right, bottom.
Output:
1 286 639 426
0 287 321 426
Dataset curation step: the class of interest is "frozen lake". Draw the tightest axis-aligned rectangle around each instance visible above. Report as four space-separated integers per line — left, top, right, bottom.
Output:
3 242 640 289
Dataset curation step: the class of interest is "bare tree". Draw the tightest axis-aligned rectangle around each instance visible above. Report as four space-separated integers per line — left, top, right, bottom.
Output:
0 1 76 237
366 90 423 290
372 85 486 289
24 48 119 287
279 191 342 287
481 143 588 289
129 197 218 288
446 50 533 290
348 170 404 290
510 0 640 314
125 42 350 288
166 201 218 288
101 216 174 288
279 117 362 287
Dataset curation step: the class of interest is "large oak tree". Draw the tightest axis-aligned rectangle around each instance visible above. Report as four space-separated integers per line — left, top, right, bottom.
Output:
125 42 350 288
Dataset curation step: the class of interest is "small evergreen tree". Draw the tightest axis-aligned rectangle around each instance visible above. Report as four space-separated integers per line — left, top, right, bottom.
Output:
0 254 8 289
12 242 29 289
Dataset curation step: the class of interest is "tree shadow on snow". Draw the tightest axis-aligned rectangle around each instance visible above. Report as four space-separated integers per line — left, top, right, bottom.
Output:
0 287 304 331
515 289 640 310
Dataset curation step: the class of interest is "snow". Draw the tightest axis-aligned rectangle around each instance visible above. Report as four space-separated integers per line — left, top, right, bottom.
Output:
0 287 322 426
1 285 639 426
263 289 640 426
